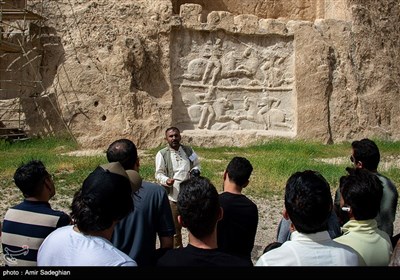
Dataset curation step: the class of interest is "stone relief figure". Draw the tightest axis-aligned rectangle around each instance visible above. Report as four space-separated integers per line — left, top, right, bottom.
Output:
201 39 223 85
267 108 292 129
221 47 239 78
183 41 213 81
221 45 260 83
261 51 292 87
212 96 234 123
232 95 257 123
188 85 236 130
180 38 294 132
261 54 277 87
197 86 217 129
183 39 223 85
257 93 291 130
184 58 209 81
235 46 260 80
187 103 202 125
230 93 292 131
257 93 281 116
187 89 292 131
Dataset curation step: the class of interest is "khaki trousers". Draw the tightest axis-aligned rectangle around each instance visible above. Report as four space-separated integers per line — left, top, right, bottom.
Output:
169 200 183 248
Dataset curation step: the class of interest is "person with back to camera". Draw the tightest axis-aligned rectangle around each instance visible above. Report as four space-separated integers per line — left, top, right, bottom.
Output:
256 170 361 266
156 176 252 267
155 126 201 248
107 138 175 266
37 162 138 266
334 167 392 266
334 138 399 246
275 202 341 244
1 160 71 266
217 156 258 264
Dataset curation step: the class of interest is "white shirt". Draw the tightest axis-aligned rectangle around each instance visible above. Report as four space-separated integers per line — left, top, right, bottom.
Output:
37 225 137 266
155 146 200 202
256 231 360 266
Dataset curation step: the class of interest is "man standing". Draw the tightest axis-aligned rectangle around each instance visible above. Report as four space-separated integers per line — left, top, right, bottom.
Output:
334 138 399 246
217 157 258 264
155 127 201 248
108 139 175 266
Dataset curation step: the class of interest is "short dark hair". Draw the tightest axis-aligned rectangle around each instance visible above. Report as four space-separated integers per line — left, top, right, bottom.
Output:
352 138 380 171
178 176 220 239
226 157 253 187
284 170 332 234
106 139 138 170
165 127 180 135
71 166 133 233
13 160 49 197
339 167 383 220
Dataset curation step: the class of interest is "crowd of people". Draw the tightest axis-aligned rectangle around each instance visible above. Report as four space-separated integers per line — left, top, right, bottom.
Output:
1 127 399 267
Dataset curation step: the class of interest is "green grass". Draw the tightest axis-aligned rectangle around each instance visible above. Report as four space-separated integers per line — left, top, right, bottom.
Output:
0 137 105 199
190 139 354 196
1 137 400 203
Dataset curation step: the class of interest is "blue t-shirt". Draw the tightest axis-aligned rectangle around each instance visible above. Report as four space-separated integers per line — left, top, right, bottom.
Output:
111 181 175 266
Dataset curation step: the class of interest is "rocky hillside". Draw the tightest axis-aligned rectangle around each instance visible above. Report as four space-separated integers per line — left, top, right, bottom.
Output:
1 0 399 149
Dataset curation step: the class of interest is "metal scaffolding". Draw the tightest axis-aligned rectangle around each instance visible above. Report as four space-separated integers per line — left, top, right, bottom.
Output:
0 0 44 140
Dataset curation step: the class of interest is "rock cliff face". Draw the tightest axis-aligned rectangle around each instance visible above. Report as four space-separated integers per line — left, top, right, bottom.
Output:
1 0 399 148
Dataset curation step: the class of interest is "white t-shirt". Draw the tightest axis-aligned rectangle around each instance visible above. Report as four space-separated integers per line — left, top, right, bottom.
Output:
38 225 136 266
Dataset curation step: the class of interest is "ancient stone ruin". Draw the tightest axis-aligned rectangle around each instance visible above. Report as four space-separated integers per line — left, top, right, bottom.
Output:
172 28 294 133
1 0 399 148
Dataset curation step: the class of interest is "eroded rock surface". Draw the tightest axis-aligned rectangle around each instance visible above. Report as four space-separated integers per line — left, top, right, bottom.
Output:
1 0 399 149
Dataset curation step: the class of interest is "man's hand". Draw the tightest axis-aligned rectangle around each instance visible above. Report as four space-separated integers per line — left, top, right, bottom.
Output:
166 178 175 186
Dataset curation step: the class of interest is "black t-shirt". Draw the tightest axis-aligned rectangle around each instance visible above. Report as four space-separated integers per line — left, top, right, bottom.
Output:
156 244 252 267
217 192 258 261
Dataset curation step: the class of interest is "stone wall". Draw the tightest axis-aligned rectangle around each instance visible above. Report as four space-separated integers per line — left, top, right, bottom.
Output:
0 0 399 148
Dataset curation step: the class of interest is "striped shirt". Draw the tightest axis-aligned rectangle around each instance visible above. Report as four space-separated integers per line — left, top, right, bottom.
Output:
1 200 71 266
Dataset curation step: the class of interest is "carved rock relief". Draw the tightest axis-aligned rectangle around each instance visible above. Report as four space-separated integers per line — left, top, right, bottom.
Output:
172 31 295 133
